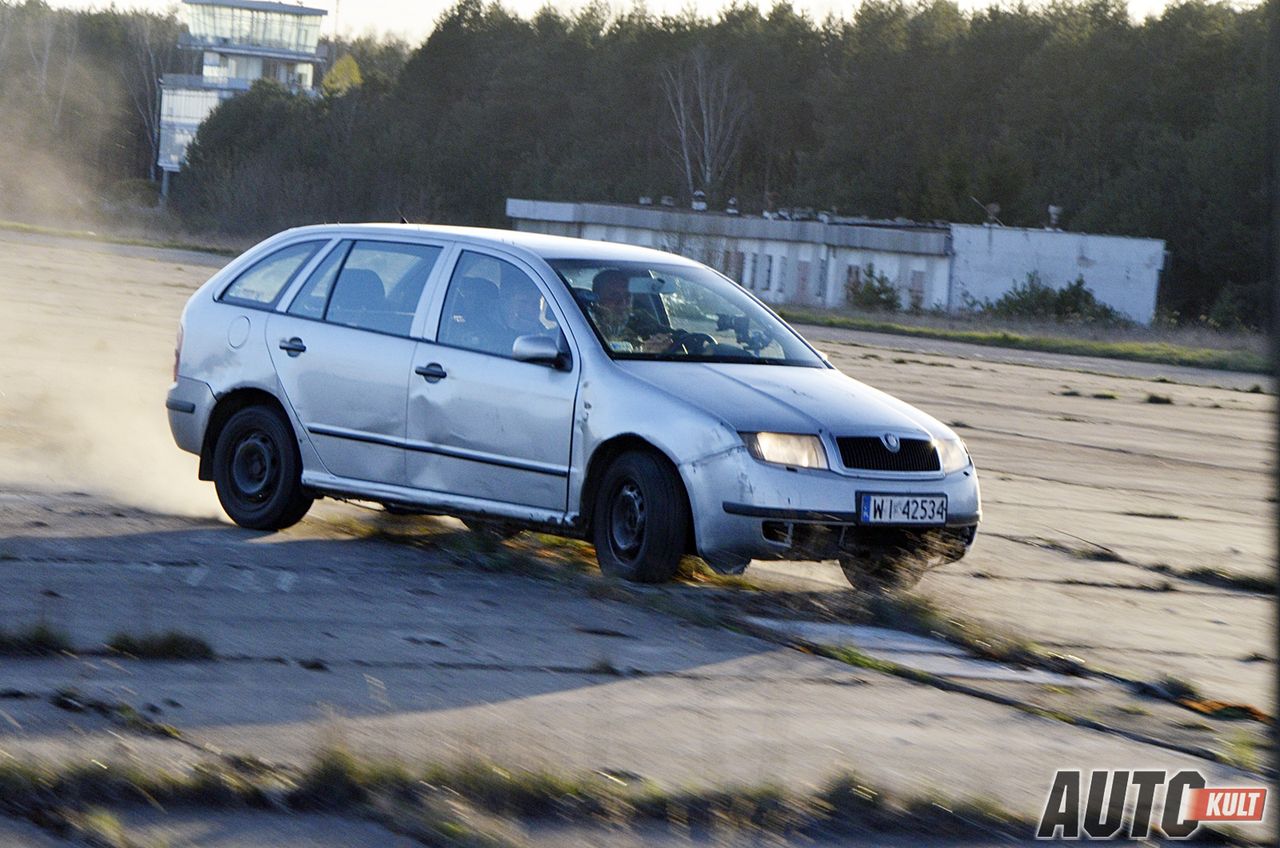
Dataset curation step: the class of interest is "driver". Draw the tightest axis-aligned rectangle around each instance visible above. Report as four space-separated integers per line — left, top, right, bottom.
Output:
590 269 673 353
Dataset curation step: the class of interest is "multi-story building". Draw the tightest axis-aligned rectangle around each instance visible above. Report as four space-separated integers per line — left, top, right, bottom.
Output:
157 0 326 195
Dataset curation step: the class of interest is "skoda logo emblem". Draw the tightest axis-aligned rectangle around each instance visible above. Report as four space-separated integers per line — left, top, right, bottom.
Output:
881 433 901 453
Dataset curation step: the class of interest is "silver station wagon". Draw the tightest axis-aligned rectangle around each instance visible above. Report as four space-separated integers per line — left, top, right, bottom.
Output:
167 225 980 589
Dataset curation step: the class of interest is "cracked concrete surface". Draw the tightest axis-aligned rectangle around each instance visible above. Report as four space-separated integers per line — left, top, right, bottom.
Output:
0 231 1273 844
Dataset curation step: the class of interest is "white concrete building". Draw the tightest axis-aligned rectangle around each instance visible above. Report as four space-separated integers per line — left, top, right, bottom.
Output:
505 199 1166 324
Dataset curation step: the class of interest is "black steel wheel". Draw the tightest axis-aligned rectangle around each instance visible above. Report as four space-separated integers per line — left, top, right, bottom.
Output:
592 451 687 583
212 405 312 530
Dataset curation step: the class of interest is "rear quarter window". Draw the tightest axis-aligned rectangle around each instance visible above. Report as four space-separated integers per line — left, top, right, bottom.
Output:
219 240 325 308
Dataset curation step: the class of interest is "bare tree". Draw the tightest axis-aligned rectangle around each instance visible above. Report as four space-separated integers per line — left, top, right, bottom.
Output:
24 7 58 97
122 13 178 181
50 16 78 131
659 45 751 202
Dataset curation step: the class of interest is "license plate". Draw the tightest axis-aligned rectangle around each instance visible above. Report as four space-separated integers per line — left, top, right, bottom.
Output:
859 494 947 525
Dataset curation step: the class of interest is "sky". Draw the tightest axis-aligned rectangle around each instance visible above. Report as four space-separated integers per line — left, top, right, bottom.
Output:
48 0 1203 44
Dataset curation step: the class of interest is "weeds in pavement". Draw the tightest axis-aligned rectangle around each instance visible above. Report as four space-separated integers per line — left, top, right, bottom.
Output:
107 631 215 660
67 808 136 848
1220 730 1263 773
586 656 623 676
1146 393 1174 404
1176 566 1273 595
0 622 70 656
48 688 183 740
675 557 760 590
0 748 1037 844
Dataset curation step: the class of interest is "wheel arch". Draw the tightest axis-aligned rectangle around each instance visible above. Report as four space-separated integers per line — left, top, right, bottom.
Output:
198 387 294 481
579 434 696 555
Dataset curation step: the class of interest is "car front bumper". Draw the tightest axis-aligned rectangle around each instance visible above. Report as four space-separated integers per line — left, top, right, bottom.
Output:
166 377 217 456
680 445 981 570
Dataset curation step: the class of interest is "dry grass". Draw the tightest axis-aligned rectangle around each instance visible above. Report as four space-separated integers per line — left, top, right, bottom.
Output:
778 306 1269 374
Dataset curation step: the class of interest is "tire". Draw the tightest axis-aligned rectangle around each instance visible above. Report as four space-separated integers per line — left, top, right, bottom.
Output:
839 527 971 593
838 552 922 594
591 451 687 583
212 405 312 530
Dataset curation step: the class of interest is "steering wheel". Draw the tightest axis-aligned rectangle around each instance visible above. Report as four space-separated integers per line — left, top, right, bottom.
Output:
664 329 718 355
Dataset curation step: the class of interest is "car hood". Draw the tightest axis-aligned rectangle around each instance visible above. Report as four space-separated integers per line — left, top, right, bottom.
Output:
618 361 951 440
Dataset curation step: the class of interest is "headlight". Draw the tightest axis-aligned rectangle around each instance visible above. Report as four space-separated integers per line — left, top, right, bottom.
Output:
743 432 828 470
936 437 970 473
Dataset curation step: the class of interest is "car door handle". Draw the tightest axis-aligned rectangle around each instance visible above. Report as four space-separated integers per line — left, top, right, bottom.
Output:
279 337 307 356
415 363 447 383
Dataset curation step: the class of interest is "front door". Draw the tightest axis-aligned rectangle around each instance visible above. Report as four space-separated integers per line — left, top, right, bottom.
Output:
268 239 444 485
406 250 577 512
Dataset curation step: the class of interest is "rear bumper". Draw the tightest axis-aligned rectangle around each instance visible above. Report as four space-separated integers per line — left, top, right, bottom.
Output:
680 445 981 568
166 377 216 456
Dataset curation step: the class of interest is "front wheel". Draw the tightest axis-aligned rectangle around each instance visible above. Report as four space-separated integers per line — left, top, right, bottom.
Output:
212 405 312 530
838 552 923 594
592 451 688 583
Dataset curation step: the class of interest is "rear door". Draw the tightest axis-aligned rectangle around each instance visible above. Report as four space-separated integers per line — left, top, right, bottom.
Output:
406 249 578 512
268 238 446 485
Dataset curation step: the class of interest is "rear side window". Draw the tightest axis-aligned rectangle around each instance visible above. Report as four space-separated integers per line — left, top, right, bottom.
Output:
220 241 324 307
324 241 443 336
288 241 352 319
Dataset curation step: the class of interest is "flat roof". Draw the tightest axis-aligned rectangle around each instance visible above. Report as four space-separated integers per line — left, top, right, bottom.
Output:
507 198 1166 253
507 198 952 256
184 0 327 17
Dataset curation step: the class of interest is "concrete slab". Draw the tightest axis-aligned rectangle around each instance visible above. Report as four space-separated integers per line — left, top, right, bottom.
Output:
0 817 62 848
741 617 1093 686
118 810 410 848
741 619 969 656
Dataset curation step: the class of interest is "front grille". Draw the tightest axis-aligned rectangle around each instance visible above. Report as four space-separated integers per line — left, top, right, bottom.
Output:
836 436 940 472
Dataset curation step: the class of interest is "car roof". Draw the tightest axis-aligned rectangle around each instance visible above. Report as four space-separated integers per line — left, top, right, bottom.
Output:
278 223 702 268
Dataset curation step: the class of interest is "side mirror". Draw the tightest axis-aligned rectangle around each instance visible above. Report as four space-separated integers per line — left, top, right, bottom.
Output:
512 333 569 369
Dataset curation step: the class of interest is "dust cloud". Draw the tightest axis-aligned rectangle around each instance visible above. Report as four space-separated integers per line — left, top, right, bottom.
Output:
0 232 225 518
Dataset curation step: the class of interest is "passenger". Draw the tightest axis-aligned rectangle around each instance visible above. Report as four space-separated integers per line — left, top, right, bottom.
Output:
590 269 672 353
495 276 556 356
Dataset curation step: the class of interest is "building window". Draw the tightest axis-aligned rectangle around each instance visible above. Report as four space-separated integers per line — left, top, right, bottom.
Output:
762 255 773 291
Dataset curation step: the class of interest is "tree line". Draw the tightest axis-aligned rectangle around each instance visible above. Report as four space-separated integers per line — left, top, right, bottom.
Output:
0 0 1265 326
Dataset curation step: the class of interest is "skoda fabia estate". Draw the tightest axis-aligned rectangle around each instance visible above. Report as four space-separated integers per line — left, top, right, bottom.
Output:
167 224 980 589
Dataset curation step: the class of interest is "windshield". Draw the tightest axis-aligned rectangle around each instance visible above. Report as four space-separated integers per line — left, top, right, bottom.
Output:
548 259 824 367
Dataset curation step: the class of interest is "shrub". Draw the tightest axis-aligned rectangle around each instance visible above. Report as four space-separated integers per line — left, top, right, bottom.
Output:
844 263 901 312
981 273 1130 326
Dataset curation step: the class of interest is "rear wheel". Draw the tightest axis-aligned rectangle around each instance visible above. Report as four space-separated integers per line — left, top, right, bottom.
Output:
592 451 687 583
212 405 312 530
